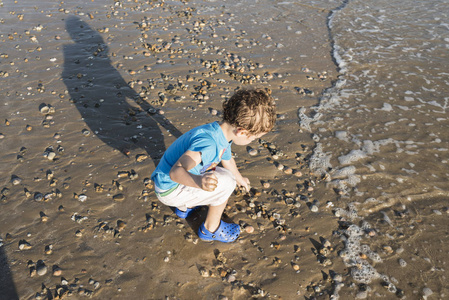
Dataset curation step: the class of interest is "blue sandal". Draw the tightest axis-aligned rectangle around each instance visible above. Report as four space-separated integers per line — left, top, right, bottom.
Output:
198 221 240 243
175 206 200 219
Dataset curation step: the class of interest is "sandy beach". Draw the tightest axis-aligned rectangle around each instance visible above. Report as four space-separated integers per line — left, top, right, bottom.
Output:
1 0 447 299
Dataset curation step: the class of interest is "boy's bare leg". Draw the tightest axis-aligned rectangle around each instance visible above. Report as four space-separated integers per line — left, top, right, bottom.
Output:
204 201 227 233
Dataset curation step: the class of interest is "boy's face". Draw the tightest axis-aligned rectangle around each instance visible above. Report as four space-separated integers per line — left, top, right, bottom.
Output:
233 129 266 145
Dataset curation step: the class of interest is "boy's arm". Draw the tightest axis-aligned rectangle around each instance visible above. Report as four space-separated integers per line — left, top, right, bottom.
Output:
169 150 218 192
221 157 250 192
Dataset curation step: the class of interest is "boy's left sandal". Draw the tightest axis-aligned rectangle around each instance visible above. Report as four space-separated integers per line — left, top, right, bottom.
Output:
175 206 200 219
198 221 240 243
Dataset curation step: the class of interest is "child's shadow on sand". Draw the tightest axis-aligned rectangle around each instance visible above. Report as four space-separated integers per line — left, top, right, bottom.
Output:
62 16 181 166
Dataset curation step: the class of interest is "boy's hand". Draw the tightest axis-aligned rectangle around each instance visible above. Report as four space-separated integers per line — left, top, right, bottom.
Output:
237 176 251 193
201 172 218 191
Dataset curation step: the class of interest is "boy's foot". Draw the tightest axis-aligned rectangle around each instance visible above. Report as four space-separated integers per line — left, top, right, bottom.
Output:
198 221 240 243
175 206 200 219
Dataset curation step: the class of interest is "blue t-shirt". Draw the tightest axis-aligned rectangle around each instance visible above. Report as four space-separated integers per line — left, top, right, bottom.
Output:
151 121 232 191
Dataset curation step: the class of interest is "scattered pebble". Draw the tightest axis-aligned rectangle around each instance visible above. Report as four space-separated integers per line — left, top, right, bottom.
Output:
422 287 433 299
82 129 91 136
245 225 254 233
113 194 125 201
52 266 62 276
398 258 407 267
36 261 47 276
248 148 258 156
11 175 22 185
19 240 32 250
310 205 318 212
283 167 292 175
262 181 270 189
199 267 209 277
293 170 302 177
291 263 300 271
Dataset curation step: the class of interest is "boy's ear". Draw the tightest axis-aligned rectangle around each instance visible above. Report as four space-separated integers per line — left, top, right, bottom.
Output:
235 127 249 136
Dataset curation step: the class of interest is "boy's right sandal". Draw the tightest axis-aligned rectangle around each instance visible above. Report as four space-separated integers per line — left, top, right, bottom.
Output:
198 221 240 243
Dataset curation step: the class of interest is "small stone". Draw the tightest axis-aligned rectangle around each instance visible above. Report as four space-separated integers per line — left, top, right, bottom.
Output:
310 205 319 212
398 258 407 267
40 212 48 222
19 240 32 250
36 261 47 276
117 220 127 230
34 192 44 202
262 182 270 189
383 245 394 254
39 104 50 114
291 263 300 271
184 233 193 242
367 229 377 236
1 188 10 196
219 269 228 278
44 245 53 255
29 265 38 277
52 266 62 276
322 239 331 248
11 176 22 185
293 170 302 177
117 171 129 178
81 129 90 136
136 154 148 162
78 194 87 202
113 194 125 201
47 152 56 161
26 125 33 131
245 226 254 233
211 109 218 116
276 163 284 171
248 148 258 156
199 268 209 277
422 287 433 298
283 167 292 175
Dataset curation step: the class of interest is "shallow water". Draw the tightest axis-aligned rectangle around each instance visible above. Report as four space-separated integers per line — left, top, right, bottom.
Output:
301 0 449 297
307 0 449 197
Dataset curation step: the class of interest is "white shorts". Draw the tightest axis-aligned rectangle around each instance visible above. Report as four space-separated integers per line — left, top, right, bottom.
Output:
155 167 236 211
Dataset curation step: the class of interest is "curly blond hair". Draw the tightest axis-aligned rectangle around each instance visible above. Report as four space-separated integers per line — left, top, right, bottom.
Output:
222 88 276 135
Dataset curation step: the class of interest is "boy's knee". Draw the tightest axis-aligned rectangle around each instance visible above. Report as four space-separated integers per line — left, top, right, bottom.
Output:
217 168 236 191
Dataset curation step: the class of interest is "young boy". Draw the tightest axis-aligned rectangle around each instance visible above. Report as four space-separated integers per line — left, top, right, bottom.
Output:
151 89 276 242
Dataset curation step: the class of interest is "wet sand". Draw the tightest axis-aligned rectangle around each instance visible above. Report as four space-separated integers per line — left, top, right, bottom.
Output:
0 1 447 299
